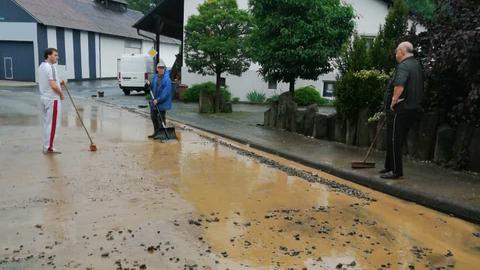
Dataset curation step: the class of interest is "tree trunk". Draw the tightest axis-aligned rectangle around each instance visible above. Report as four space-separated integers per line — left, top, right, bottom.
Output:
289 79 295 96
215 72 221 113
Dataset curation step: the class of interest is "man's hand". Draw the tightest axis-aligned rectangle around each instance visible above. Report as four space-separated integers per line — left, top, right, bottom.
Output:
60 92 65 100
145 80 150 85
390 99 397 111
153 99 158 106
60 80 66 86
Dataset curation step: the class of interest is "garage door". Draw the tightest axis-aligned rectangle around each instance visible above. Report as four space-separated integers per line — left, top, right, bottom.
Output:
0 41 35 81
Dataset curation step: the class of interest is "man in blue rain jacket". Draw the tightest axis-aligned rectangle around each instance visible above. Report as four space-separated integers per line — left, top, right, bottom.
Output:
147 60 172 139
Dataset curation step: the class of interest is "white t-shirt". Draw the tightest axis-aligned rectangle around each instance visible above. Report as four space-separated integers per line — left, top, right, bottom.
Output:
38 62 61 100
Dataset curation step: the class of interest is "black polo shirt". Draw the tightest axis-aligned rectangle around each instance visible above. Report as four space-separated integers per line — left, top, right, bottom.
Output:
392 56 424 112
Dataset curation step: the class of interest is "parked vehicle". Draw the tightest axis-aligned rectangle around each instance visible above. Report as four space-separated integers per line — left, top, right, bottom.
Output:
117 54 155 95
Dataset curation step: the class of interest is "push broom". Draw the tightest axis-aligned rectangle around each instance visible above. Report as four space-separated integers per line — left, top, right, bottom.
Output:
351 119 385 169
63 83 97 152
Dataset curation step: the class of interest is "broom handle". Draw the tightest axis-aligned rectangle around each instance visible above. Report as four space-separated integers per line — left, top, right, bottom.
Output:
362 119 386 162
63 84 94 145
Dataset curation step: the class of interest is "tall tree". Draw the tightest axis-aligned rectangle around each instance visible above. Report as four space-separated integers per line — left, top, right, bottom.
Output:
248 0 355 94
370 0 409 71
184 0 251 113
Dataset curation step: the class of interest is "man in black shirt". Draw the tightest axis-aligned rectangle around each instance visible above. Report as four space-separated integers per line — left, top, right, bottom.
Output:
380 42 424 179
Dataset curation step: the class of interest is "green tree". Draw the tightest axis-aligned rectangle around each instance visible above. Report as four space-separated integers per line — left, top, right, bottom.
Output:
127 0 158 13
370 0 409 71
338 34 372 75
248 0 355 94
404 0 436 23
184 0 251 113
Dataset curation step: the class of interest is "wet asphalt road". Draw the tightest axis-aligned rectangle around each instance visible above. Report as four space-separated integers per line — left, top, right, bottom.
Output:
0 85 479 270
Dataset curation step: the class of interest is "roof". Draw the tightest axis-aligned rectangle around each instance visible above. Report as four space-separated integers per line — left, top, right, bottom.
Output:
133 0 184 40
13 0 180 44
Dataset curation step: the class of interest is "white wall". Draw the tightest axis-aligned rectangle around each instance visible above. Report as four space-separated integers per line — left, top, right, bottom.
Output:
182 0 391 100
80 31 90 79
346 0 390 36
0 22 39 82
141 40 179 68
99 35 125 78
64 29 75 80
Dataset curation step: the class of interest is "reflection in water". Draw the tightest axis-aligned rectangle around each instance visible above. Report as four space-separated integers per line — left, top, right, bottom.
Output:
90 106 98 133
156 132 480 270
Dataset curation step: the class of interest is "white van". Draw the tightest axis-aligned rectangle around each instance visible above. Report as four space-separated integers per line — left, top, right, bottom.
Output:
117 54 155 95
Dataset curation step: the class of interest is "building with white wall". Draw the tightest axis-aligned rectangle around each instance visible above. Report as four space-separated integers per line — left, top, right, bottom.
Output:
180 0 392 100
0 0 180 82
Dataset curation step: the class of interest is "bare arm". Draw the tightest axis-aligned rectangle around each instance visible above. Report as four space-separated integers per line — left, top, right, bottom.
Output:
391 85 405 110
49 80 64 99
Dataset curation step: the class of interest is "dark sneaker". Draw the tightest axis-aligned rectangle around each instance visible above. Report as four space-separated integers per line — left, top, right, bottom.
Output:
378 169 391 174
148 133 158 139
380 171 402 179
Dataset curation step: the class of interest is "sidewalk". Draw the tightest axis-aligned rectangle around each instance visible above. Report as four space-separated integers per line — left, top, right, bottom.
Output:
159 102 480 224
0 80 37 87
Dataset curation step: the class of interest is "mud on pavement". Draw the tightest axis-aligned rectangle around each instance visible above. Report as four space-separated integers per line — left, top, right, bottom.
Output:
0 92 479 270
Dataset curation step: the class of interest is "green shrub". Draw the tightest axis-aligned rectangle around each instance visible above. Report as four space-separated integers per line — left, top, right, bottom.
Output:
246 90 266 103
334 69 389 120
293 86 323 106
232 97 240 103
183 82 231 102
266 95 279 104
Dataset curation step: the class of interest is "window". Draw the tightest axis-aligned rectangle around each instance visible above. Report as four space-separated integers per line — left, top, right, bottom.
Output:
268 80 277 90
220 77 226 87
323 81 335 97
125 39 141 49
360 35 376 49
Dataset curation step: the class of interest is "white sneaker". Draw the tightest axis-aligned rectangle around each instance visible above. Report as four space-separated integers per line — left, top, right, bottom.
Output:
43 148 62 154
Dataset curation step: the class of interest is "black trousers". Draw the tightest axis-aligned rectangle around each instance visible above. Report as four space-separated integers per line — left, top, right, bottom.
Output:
150 107 166 134
384 111 417 176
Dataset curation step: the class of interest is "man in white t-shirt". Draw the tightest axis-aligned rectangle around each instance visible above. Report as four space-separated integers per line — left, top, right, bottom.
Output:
38 48 65 154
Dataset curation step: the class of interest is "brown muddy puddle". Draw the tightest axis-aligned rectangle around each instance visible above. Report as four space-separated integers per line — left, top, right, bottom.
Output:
153 132 480 270
0 97 479 270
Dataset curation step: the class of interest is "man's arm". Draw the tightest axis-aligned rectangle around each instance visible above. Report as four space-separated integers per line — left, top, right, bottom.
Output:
391 85 405 110
390 64 409 111
157 79 172 104
49 80 64 100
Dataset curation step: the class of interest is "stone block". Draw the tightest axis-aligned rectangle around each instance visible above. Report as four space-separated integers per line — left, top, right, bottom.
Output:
356 108 370 147
264 109 271 126
334 118 346 143
413 112 439 160
268 101 278 128
221 102 232 113
327 115 336 141
468 128 480 173
313 113 328 139
303 104 318 137
199 91 214 114
295 109 306 135
434 124 454 164
346 119 357 145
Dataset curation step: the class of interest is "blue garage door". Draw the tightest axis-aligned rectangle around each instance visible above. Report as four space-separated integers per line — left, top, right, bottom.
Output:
0 41 35 81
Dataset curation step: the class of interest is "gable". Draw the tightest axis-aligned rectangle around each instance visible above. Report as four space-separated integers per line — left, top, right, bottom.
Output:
0 0 37 23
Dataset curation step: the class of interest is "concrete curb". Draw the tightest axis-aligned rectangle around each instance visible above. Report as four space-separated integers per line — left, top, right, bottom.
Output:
166 117 480 225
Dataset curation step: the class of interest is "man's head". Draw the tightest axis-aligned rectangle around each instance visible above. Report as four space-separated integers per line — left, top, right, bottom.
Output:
395 42 414 63
44 48 58 64
156 59 166 76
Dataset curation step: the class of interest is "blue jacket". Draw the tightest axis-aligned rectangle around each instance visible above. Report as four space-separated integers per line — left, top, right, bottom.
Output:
150 69 172 111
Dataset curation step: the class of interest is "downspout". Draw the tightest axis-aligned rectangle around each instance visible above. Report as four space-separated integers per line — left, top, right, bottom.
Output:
137 28 157 71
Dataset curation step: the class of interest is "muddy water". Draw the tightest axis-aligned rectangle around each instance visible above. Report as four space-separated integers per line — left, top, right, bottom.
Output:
0 94 479 270
156 133 480 270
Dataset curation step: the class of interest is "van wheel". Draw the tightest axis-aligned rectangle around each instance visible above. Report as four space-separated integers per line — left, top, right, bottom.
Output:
123 89 131 96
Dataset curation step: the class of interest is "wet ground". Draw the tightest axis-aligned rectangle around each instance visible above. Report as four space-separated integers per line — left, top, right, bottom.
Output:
0 88 479 270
